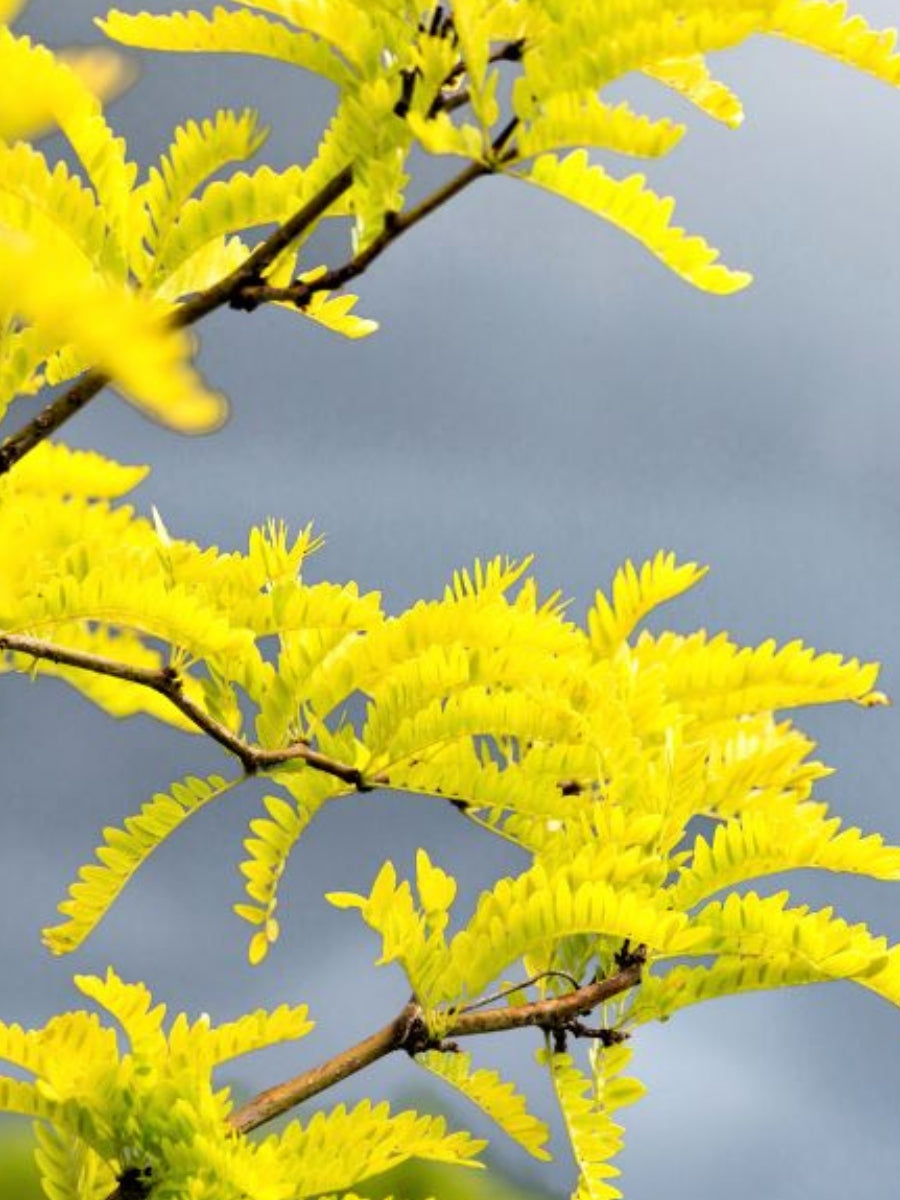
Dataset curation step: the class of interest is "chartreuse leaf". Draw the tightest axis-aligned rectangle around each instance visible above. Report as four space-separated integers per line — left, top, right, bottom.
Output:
0 27 139 274
99 6 352 86
633 956 834 1023
140 108 268 266
406 111 485 160
633 628 885 720
440 863 703 1006
539 1043 645 1200
166 1002 314 1069
512 3 770 111
232 0 381 71
588 551 707 656
328 860 439 999
149 162 308 282
0 140 113 275
4 971 445 1200
671 807 900 910
277 266 379 339
414 1049 551 1161
644 55 745 128
55 99 141 277
515 96 685 161
517 151 751 294
33 1122 114 1200
44 774 237 955
269 1099 485 1194
237 771 352 965
690 891 891 981
2 439 148 499
635 893 900 1024
0 1077 58 1122
331 848 703 1009
74 972 168 1063
770 0 900 83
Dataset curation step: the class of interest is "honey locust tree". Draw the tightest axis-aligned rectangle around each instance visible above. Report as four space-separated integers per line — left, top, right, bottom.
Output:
1 2 899 1198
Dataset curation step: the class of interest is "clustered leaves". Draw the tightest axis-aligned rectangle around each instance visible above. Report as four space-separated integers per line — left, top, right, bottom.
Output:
1 2 900 1199
0 969 486 1200
2 1 900 439
1 441 898 1197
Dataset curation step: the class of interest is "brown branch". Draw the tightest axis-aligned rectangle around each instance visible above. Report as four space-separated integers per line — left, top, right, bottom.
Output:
231 157 490 312
235 120 520 313
101 957 638 1195
0 369 108 476
173 165 354 327
231 999 424 1134
230 959 644 1134
0 631 374 788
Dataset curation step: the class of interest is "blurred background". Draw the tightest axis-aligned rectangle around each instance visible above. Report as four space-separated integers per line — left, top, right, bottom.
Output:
3 2 900 1196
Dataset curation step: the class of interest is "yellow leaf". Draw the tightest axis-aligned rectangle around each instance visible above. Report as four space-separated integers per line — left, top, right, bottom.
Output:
0 229 226 432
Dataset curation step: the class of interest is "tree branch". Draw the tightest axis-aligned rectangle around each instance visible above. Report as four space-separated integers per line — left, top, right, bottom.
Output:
0 78 523 476
231 158 490 312
0 369 108 476
0 166 355 479
0 631 375 788
233 120 520 313
230 958 644 1134
232 156 494 314
101 961 639 1197
174 165 355 328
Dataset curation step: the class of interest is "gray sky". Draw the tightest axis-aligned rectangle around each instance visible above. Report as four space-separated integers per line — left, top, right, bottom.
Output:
4 3 900 1197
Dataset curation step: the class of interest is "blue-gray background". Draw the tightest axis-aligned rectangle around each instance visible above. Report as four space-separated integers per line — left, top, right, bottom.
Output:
4 2 900 1196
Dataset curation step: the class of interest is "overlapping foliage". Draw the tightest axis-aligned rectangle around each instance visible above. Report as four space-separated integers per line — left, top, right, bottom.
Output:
2 1 900 437
0 969 485 1200
2 3 900 1199
2 440 898 1197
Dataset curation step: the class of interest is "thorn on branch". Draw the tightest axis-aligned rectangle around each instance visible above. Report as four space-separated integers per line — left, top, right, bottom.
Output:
568 1020 629 1046
614 941 647 972
160 664 181 690
550 1027 567 1054
289 282 313 309
393 68 420 119
229 275 265 312
497 38 526 62
399 1010 432 1056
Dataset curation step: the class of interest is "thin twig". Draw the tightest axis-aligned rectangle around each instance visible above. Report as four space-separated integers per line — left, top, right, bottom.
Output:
231 157 490 311
0 631 374 788
235 119 520 312
458 970 582 1012
0 370 108 476
231 999 424 1134
175 165 354 327
230 958 644 1134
